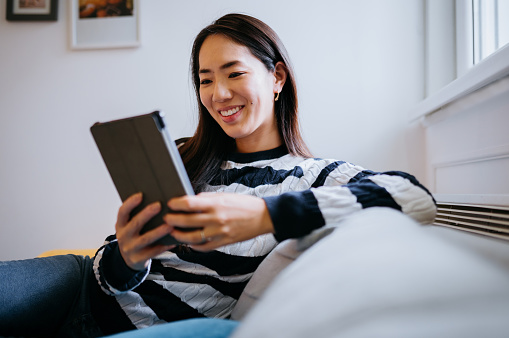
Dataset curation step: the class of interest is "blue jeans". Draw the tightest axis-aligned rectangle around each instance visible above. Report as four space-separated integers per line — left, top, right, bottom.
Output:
105 318 239 338
0 255 239 338
0 254 103 337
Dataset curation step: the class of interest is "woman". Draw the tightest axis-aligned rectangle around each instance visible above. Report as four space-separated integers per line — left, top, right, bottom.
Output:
0 13 436 338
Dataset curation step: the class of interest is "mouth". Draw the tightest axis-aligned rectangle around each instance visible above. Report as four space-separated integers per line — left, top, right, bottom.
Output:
218 106 243 117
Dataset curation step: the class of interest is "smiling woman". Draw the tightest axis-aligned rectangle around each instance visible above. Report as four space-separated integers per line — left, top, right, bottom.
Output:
0 12 436 338
182 14 311 193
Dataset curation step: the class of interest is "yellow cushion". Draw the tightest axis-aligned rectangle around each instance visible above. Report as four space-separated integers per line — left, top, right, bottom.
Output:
38 249 96 257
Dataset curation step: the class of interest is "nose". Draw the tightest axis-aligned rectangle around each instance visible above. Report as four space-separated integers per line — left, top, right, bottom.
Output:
212 80 232 102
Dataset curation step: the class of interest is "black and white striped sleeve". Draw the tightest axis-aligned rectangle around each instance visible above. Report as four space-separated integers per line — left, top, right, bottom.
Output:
263 161 437 242
92 236 151 296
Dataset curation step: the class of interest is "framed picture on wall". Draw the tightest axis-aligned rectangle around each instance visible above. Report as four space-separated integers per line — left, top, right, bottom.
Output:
70 0 140 50
6 0 58 21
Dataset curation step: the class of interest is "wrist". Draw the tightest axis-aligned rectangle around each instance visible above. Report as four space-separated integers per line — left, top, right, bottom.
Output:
119 247 150 272
102 242 150 291
260 198 275 235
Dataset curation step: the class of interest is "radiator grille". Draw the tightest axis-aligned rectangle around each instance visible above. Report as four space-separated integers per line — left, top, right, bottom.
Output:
434 203 509 240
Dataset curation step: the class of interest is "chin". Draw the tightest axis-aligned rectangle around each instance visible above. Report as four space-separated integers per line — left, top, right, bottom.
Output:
221 127 247 140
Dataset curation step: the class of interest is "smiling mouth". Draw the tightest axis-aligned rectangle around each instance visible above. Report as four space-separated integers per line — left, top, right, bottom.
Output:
219 106 242 117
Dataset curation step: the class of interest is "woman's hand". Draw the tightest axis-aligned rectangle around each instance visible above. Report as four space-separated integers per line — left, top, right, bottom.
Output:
164 192 275 251
115 193 175 271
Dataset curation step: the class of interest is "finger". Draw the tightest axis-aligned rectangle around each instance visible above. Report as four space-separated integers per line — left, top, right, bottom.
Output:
117 192 143 227
121 202 161 237
189 242 217 252
171 227 221 246
119 223 175 271
123 241 176 271
132 223 174 252
167 194 214 213
189 237 226 252
170 228 204 245
164 212 217 228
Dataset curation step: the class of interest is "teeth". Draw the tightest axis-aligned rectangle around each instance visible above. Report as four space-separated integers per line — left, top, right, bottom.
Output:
220 106 241 117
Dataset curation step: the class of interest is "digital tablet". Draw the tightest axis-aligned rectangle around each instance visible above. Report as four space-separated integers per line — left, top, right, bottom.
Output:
91 111 195 245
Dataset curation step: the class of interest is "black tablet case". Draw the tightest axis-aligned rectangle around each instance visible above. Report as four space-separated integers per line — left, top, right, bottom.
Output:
91 111 195 245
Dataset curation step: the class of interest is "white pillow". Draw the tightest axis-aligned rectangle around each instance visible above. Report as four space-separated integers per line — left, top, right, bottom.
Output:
231 207 509 338
231 227 335 320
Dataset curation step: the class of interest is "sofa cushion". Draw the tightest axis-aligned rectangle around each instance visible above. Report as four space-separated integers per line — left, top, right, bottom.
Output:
231 207 509 338
230 238 300 320
231 227 334 320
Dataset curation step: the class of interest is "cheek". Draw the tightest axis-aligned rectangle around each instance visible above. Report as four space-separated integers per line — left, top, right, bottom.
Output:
252 76 275 105
199 90 219 122
199 89 207 106
199 89 213 112
239 82 263 106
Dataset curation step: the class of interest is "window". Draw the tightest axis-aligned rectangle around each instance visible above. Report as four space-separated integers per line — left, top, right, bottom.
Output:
457 0 509 76
473 0 509 64
410 0 509 121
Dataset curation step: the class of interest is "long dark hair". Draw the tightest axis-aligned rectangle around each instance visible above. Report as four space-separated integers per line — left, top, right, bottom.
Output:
180 13 312 192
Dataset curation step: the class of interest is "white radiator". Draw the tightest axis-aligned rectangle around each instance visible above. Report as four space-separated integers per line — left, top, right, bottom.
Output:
434 202 509 240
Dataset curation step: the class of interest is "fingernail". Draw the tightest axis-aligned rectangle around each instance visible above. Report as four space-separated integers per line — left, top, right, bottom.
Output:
150 202 161 211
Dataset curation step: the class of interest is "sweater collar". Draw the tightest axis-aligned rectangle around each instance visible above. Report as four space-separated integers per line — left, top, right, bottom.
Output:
226 145 289 163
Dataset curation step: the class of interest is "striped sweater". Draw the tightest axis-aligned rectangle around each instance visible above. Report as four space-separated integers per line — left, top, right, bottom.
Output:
91 145 436 334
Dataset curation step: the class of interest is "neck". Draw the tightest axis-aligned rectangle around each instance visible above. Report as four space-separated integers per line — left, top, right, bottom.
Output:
235 132 282 153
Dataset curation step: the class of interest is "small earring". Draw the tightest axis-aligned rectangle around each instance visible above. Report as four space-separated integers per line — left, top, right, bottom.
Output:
274 92 280 102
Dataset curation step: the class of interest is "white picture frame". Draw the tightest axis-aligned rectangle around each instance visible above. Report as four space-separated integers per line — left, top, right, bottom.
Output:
70 0 140 50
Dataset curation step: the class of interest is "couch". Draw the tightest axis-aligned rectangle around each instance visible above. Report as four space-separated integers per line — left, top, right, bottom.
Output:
229 207 509 338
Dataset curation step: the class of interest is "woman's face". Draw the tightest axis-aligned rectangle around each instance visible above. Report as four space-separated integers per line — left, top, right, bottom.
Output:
198 34 283 153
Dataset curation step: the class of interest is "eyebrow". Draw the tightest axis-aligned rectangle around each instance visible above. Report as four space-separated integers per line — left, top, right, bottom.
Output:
199 60 241 74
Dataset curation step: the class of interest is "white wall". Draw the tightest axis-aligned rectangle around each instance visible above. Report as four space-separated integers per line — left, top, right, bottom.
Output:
0 0 425 260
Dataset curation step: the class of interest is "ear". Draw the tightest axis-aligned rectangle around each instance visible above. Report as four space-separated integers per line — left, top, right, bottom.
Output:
273 61 288 94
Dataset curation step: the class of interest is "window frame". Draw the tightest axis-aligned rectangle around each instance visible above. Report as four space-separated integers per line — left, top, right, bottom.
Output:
409 0 509 122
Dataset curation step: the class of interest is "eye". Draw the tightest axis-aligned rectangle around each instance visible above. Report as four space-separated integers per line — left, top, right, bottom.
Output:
229 72 244 79
200 79 212 85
